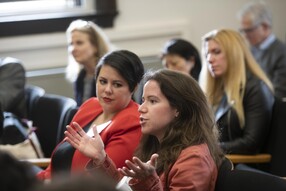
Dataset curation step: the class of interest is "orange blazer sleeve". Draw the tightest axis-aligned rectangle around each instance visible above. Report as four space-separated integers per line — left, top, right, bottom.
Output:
130 144 218 191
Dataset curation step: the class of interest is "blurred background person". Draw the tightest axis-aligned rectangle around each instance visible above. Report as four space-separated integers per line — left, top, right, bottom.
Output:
160 38 202 81
65 19 114 106
200 29 274 154
237 1 286 101
0 57 26 118
33 172 118 191
0 103 3 137
0 150 41 191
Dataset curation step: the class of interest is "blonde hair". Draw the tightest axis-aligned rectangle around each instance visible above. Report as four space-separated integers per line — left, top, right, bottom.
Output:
199 29 273 128
65 19 114 82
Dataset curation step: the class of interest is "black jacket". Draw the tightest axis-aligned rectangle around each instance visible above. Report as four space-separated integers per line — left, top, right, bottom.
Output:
216 75 274 154
74 69 96 106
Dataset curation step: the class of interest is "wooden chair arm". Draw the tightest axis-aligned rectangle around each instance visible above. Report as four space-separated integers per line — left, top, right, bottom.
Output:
225 154 271 164
22 158 51 168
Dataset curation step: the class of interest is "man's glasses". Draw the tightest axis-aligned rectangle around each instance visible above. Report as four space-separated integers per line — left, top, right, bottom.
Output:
239 24 260 34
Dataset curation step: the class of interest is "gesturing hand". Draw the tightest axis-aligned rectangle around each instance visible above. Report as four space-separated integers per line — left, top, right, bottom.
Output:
118 154 159 180
64 122 106 164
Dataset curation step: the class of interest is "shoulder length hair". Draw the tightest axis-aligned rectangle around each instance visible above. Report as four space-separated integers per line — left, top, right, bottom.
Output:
65 19 114 82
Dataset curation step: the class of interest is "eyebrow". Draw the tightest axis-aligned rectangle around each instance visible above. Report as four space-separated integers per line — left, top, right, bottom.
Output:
144 95 159 100
98 76 124 83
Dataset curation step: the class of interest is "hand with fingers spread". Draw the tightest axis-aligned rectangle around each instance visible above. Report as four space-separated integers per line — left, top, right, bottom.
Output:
64 122 106 165
118 153 159 181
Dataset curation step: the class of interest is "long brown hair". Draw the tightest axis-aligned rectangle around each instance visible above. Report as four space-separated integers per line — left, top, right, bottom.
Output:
135 69 223 189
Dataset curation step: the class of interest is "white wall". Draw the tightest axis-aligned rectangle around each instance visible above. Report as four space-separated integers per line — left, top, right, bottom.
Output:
113 0 286 52
0 0 285 97
1 0 286 70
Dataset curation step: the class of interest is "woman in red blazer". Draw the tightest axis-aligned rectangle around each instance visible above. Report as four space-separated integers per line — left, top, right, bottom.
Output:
37 50 145 180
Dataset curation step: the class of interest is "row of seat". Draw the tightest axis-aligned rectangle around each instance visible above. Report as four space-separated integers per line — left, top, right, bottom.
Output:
25 84 77 157
25 85 286 178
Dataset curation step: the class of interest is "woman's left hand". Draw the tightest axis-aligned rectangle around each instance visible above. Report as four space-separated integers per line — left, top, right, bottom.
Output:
118 153 158 180
64 122 106 164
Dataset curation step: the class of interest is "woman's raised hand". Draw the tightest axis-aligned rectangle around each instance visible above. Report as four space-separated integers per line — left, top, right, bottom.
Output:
118 153 159 180
64 122 106 164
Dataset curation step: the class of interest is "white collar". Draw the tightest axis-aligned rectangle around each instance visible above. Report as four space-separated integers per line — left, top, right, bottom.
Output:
86 120 111 137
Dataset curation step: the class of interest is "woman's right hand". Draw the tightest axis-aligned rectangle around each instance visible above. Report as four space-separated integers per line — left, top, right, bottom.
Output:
64 122 106 164
118 153 159 181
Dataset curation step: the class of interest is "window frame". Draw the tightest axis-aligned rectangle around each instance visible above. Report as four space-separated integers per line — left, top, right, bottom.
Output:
0 0 118 37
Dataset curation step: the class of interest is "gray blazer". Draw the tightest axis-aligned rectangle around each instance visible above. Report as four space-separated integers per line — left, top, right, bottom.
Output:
0 57 26 118
254 38 286 100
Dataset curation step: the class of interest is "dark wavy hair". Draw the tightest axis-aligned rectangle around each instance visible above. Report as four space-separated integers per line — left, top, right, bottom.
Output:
135 69 223 188
161 38 202 80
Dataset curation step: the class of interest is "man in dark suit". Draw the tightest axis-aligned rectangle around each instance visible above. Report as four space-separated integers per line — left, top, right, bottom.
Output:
0 57 26 118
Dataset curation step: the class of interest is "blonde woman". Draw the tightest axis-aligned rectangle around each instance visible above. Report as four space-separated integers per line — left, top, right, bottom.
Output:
199 29 274 154
66 19 114 106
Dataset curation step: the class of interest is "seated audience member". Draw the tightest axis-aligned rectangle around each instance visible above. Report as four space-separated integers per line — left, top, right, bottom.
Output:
237 1 286 100
65 19 114 106
0 103 3 137
33 172 117 191
0 57 26 118
199 29 274 154
37 50 145 180
64 69 224 191
0 150 41 191
160 38 202 80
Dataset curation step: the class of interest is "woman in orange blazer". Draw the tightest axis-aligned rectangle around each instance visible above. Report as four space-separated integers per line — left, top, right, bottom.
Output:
37 50 145 180
65 69 224 191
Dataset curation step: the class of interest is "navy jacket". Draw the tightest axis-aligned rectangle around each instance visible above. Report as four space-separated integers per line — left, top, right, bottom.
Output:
74 69 96 106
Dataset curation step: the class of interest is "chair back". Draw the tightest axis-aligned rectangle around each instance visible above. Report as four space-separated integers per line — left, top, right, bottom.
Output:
57 107 78 141
215 158 233 191
30 94 77 157
24 85 45 119
261 98 286 176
